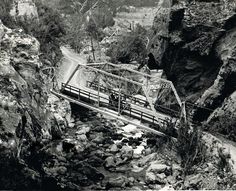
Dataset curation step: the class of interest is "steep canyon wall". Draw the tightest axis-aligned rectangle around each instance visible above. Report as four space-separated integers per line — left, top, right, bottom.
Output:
150 0 236 122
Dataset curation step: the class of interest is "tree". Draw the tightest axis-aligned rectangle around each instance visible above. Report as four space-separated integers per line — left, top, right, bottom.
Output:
107 24 148 64
0 0 16 27
65 12 84 52
31 1 66 65
177 121 206 175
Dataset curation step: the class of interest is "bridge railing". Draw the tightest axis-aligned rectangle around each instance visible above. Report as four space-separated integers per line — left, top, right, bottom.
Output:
87 81 149 105
61 83 168 127
87 81 180 117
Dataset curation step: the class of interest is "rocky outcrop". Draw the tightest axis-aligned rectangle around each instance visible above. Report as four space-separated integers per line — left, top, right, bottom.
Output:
207 92 236 124
0 20 48 141
194 27 236 122
0 19 70 141
3 0 64 67
149 0 172 65
150 0 236 123
0 20 70 189
47 94 71 139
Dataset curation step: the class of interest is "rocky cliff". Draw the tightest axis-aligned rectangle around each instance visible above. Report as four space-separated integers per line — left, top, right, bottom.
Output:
0 19 70 189
150 0 236 123
195 26 236 123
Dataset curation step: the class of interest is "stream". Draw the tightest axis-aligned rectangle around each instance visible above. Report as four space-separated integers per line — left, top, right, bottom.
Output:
43 102 179 190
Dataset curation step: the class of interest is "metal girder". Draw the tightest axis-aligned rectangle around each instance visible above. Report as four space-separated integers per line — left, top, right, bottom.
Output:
105 62 151 78
64 60 183 118
89 62 182 107
83 65 143 86
91 62 151 79
51 90 171 138
89 63 107 87
142 85 158 119
63 64 81 89
101 68 124 73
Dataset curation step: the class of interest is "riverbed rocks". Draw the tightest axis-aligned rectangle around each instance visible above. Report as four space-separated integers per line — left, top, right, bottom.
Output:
145 162 170 185
106 176 128 188
147 162 170 174
105 156 116 168
49 115 186 190
110 144 119 153
184 174 202 189
7 106 233 190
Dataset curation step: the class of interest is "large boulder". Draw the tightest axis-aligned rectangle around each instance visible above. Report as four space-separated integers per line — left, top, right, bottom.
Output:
145 171 157 184
184 174 202 189
147 162 170 174
138 153 158 166
106 176 127 189
120 145 134 160
105 156 116 168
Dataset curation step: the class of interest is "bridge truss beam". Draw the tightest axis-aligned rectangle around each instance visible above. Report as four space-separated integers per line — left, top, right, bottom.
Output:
63 61 184 123
51 90 175 139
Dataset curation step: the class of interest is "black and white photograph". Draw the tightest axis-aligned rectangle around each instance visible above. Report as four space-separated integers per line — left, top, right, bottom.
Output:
0 0 236 190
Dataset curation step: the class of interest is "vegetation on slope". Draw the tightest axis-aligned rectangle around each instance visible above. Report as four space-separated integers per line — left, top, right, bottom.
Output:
0 0 66 66
106 25 149 64
0 0 15 26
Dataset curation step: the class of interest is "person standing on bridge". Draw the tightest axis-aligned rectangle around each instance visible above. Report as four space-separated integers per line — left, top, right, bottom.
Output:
109 93 116 109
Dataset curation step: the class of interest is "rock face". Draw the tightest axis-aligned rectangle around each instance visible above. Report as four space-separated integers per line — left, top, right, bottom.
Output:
0 20 70 189
194 26 236 122
0 20 47 140
150 0 236 121
149 0 172 65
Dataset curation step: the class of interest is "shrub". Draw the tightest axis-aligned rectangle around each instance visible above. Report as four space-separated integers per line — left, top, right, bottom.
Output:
205 112 236 142
177 121 207 175
0 0 16 27
106 24 148 64
0 0 66 66
204 112 236 141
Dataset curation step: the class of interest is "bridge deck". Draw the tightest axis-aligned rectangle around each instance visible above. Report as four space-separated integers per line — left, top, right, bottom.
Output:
51 90 171 137
60 83 173 127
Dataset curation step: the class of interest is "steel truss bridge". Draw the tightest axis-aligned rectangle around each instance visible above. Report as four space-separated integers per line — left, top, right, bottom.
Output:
52 62 187 137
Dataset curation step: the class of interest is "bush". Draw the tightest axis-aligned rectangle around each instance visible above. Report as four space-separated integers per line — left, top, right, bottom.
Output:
177 121 207 175
0 0 66 66
0 0 17 27
106 24 148 63
205 112 236 141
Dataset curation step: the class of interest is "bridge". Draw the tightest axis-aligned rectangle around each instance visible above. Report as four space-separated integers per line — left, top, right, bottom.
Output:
52 61 187 137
